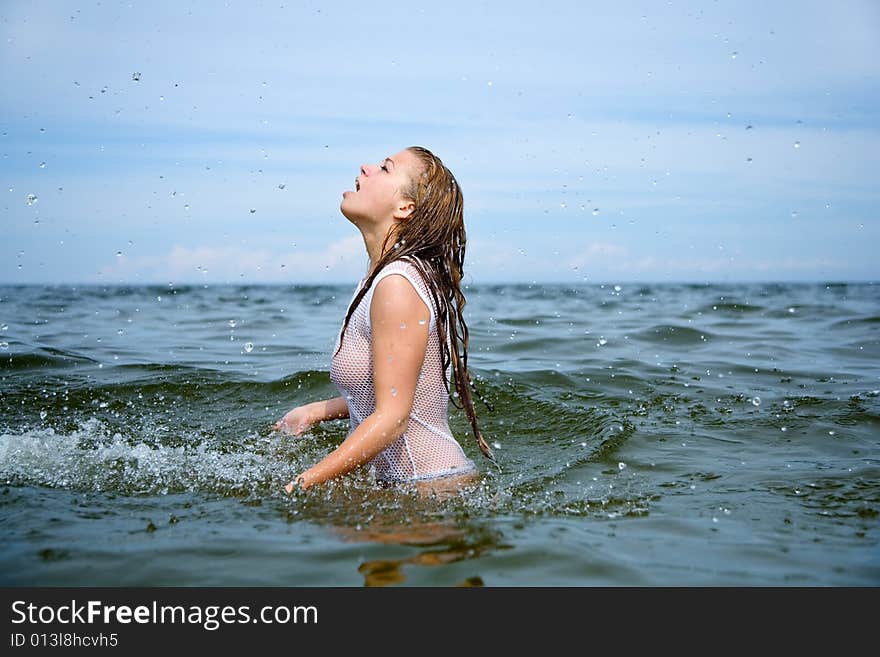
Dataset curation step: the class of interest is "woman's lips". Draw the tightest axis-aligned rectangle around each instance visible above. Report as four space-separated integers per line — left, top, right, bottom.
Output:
342 178 361 196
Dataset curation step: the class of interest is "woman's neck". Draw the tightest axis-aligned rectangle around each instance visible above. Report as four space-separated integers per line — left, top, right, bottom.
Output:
361 222 395 278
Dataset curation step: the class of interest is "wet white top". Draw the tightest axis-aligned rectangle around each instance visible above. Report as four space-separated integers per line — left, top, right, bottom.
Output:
329 256 476 482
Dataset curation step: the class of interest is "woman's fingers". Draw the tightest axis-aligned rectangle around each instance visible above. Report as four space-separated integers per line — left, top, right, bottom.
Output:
270 420 292 434
270 417 308 435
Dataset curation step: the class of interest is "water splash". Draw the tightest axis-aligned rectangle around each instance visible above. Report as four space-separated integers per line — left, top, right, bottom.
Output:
0 418 308 497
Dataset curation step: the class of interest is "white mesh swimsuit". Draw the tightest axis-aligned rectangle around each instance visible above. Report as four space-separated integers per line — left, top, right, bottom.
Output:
329 256 477 483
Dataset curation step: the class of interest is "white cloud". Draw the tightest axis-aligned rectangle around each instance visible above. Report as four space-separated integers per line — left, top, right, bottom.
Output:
750 257 849 272
564 242 629 269
96 235 366 283
607 255 850 277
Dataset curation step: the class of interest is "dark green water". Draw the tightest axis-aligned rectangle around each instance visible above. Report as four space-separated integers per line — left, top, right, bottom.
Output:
1 281 878 585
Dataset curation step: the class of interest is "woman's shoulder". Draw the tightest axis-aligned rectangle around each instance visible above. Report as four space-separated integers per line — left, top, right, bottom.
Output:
367 256 436 329
374 256 430 287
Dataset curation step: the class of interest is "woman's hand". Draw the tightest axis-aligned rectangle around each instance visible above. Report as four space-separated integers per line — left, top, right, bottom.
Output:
271 404 316 436
284 473 311 494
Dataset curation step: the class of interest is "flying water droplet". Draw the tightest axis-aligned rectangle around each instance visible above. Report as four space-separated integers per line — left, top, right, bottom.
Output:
228 319 237 328
618 462 626 471
250 208 256 214
132 72 141 81
244 342 254 353
26 193 37 206
40 410 47 420
0 342 8 350
751 396 761 406
390 387 398 397
418 319 426 325
793 141 800 149
592 208 599 216
39 162 46 168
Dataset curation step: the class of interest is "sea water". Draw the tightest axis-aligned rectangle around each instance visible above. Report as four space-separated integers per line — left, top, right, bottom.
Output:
1 281 878 585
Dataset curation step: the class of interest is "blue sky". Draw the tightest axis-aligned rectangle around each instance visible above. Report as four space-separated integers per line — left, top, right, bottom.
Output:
1 0 878 284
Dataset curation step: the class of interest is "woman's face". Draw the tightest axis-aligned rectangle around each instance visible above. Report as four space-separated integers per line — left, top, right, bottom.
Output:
340 148 420 224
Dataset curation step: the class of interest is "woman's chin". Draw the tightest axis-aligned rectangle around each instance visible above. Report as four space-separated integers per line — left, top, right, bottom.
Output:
339 198 359 221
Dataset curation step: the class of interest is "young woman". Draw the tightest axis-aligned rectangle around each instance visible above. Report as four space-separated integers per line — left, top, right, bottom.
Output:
273 146 494 492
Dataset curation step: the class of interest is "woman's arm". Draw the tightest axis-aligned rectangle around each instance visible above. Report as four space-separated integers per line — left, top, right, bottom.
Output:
309 396 350 422
271 396 349 435
286 274 431 491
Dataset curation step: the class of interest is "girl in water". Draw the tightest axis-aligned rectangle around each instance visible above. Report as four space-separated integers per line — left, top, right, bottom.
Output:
273 146 494 492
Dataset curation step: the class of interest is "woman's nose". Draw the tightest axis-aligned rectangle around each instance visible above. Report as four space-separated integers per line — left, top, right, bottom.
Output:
360 164 369 176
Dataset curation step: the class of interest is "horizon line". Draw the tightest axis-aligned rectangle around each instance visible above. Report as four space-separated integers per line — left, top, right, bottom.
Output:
0 279 875 288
